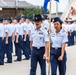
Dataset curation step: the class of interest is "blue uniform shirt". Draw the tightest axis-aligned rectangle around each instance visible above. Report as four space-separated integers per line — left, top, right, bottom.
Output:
28 22 35 32
74 24 76 31
23 22 30 35
50 29 68 48
19 23 28 35
67 24 75 32
14 23 20 35
4 24 14 37
0 23 4 37
42 20 49 31
30 26 49 48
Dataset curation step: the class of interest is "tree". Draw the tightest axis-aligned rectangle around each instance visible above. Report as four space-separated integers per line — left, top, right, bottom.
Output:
23 6 49 16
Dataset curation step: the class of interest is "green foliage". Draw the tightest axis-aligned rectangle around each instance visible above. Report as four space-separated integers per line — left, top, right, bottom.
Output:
23 6 49 16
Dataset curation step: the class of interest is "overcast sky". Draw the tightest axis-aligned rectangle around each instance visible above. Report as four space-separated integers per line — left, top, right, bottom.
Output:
20 0 69 13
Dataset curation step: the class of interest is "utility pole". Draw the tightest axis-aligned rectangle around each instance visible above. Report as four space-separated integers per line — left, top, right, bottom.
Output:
15 0 18 15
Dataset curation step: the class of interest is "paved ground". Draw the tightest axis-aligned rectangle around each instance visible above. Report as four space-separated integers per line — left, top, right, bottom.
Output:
0 45 76 75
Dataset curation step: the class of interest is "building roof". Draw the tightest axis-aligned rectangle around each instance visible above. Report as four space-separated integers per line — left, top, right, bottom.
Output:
0 0 35 8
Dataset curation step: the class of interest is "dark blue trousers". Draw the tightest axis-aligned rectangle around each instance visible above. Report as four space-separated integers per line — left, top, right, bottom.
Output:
30 47 46 75
71 31 74 45
74 31 76 36
23 35 31 55
68 32 74 46
3 37 12 63
50 48 67 75
23 41 30 59
14 35 23 61
14 41 18 56
74 31 76 43
14 41 22 61
14 35 29 60
23 35 29 59
18 35 29 59
0 37 4 65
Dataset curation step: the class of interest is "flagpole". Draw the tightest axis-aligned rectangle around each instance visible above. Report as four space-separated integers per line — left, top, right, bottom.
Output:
48 0 52 75
56 2 58 16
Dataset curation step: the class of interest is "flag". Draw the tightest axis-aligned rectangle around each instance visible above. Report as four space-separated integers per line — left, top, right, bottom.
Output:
43 0 59 11
43 0 50 11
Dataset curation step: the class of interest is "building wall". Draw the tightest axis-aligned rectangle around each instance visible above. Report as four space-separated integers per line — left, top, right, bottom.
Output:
0 8 24 18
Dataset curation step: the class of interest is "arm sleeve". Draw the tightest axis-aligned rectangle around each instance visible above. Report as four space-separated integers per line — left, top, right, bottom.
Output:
62 33 68 43
5 26 8 33
29 34 33 41
44 30 49 42
29 31 33 41
15 27 20 34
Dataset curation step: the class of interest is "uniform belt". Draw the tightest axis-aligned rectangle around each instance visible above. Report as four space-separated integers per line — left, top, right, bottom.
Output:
33 46 45 50
51 47 61 50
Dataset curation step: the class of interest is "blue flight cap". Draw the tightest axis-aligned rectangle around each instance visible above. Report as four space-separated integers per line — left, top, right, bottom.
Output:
33 14 43 22
9 18 11 21
42 14 48 19
14 18 20 22
0 18 3 22
8 18 12 23
27 16 32 20
4 18 10 21
53 17 63 24
21 16 27 19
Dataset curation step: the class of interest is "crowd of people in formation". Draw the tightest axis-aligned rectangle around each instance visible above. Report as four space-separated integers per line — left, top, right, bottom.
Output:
0 14 50 65
62 18 76 46
0 13 75 73
0 13 76 73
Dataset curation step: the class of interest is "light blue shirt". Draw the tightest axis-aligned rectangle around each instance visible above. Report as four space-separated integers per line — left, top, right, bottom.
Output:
14 23 20 35
19 23 28 35
30 26 49 48
67 24 75 32
50 30 68 48
42 20 49 31
23 22 30 35
63 24 69 32
28 22 35 32
74 24 76 31
0 23 4 37
4 24 14 37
